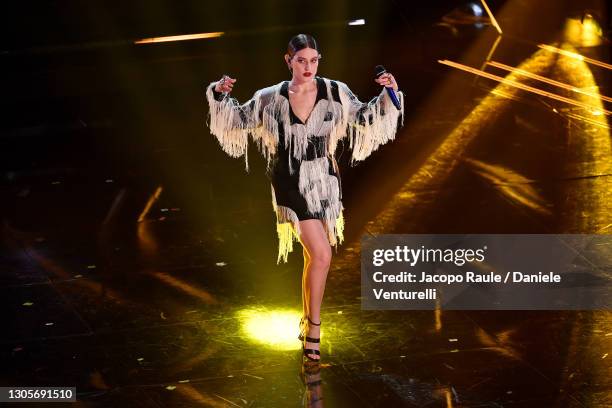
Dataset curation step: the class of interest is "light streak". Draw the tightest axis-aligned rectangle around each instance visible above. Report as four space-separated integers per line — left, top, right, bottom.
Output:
487 60 612 103
480 0 502 34
135 32 224 44
138 186 163 222
439 59 612 115
538 44 612 70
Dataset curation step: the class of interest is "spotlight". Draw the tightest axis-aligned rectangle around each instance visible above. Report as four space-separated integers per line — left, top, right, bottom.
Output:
469 3 484 17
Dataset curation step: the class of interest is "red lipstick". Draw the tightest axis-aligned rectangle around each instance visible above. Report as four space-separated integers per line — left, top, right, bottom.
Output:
303 72 312 77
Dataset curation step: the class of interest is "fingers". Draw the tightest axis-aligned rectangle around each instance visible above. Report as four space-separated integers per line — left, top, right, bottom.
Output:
376 73 392 84
217 75 237 93
374 72 396 88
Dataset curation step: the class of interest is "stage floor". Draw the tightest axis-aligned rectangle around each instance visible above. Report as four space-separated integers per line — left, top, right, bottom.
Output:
2 1 611 406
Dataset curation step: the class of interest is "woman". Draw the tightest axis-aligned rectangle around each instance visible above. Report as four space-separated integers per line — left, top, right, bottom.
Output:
206 34 403 361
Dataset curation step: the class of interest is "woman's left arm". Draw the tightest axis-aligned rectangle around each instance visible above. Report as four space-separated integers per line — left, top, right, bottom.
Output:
337 75 404 163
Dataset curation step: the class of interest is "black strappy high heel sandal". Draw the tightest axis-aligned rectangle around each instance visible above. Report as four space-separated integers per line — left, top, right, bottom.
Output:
298 316 305 341
302 316 321 362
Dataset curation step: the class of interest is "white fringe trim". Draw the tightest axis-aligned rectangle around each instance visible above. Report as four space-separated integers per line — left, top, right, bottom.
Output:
322 203 345 249
297 157 335 213
205 82 280 171
298 156 344 250
336 82 405 164
271 184 345 264
271 185 301 264
288 102 330 161
326 80 351 157
206 78 404 169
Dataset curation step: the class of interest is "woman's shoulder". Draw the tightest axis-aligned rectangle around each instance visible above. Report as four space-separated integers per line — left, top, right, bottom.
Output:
318 76 350 92
247 82 282 104
316 75 341 83
257 81 285 94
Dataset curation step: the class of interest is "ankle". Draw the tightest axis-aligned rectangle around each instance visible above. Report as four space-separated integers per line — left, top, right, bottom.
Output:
307 316 321 326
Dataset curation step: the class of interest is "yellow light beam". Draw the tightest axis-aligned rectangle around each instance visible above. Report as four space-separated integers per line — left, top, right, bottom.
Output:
551 43 612 233
438 59 612 115
134 31 224 45
480 0 502 34
487 60 612 103
564 112 610 129
149 271 219 305
537 44 612 70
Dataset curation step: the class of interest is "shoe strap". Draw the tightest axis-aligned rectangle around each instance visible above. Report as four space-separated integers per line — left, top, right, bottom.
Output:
305 336 320 343
307 316 321 326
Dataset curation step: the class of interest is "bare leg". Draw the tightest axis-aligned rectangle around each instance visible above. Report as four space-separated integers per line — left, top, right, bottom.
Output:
298 219 332 361
302 247 310 321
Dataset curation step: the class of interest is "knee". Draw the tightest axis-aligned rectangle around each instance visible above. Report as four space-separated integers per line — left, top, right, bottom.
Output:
310 247 332 269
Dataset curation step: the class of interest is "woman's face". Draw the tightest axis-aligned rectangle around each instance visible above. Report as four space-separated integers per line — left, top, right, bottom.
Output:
286 47 321 80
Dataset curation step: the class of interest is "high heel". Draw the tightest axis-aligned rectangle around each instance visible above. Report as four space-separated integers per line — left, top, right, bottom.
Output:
302 316 321 362
298 316 305 341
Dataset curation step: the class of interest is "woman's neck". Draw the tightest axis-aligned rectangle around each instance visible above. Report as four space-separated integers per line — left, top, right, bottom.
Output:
288 77 316 93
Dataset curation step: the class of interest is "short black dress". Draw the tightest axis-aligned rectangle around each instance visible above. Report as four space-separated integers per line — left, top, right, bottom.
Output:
269 78 342 221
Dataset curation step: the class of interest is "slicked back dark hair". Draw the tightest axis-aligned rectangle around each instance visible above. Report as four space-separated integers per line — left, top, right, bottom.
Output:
287 34 320 59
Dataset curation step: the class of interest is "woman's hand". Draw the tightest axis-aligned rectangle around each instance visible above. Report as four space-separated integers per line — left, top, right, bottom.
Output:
214 75 236 93
374 72 398 91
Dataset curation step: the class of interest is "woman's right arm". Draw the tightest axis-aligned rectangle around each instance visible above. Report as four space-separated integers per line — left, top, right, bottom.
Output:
205 75 263 165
